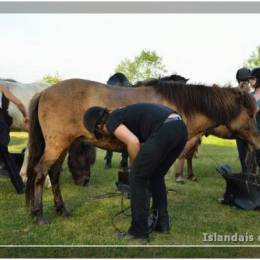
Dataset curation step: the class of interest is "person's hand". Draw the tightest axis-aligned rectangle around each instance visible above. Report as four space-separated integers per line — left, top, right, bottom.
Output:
23 116 30 129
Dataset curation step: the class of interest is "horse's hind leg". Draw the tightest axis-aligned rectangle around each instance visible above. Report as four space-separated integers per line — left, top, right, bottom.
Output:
187 157 198 181
33 147 65 225
48 151 70 217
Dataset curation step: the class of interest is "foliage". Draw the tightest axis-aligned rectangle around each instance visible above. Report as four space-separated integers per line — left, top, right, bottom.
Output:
244 46 260 69
42 72 63 84
115 50 167 83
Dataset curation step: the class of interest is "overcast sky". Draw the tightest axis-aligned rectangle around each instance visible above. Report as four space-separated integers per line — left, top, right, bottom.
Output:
0 13 260 85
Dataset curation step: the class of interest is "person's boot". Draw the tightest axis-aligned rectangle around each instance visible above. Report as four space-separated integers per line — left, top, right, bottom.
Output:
154 210 170 233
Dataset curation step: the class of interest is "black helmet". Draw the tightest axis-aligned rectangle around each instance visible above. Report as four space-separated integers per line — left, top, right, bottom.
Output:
107 72 131 87
83 106 109 139
251 67 260 81
236 67 252 83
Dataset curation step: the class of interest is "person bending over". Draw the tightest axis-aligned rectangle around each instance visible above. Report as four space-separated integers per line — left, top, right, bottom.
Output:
83 103 187 239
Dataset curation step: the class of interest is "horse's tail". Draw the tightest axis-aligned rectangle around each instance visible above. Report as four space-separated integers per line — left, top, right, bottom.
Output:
25 93 45 208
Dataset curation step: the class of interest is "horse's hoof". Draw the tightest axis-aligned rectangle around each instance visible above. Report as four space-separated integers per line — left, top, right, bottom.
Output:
187 176 198 182
37 217 49 225
104 164 111 170
175 176 185 184
56 208 71 217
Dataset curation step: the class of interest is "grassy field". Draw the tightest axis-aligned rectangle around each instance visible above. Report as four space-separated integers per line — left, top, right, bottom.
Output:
1 133 260 257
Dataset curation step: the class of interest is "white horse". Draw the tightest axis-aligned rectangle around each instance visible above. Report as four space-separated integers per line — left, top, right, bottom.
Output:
0 79 51 187
0 79 49 130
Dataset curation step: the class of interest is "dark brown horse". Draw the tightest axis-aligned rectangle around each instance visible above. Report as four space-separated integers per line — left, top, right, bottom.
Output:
26 79 260 224
67 137 96 186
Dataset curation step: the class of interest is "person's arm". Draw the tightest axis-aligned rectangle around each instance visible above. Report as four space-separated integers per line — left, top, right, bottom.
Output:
0 85 29 128
113 124 140 164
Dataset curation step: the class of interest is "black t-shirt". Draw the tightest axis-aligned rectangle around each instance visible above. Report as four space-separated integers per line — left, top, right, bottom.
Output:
106 103 175 142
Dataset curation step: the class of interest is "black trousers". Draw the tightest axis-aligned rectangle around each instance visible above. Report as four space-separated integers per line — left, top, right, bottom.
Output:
0 119 24 193
236 138 248 172
128 119 187 238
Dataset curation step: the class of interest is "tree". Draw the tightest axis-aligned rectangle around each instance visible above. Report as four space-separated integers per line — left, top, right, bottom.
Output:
42 72 62 84
244 46 260 69
115 50 167 83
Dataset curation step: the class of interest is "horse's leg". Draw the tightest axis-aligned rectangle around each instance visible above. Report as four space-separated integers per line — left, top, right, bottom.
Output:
21 148 52 188
48 151 69 217
104 150 112 169
187 157 198 181
20 148 28 183
175 158 185 183
32 147 64 225
120 150 128 170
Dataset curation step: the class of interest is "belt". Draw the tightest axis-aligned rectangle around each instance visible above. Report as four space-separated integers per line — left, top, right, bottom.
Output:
164 113 182 123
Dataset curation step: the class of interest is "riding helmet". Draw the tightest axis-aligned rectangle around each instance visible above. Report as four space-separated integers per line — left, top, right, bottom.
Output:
236 67 252 83
83 106 109 137
107 72 131 87
251 67 260 81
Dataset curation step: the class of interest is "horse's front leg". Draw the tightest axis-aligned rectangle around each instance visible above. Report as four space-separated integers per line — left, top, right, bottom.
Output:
175 158 185 184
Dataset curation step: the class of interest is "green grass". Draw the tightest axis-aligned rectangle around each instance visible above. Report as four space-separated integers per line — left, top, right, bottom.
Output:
1 133 260 257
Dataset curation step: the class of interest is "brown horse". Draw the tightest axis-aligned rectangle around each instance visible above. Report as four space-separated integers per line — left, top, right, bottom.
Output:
26 79 260 224
174 125 237 182
174 123 257 182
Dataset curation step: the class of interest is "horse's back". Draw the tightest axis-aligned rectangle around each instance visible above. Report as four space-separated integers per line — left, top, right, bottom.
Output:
50 78 107 90
37 79 110 138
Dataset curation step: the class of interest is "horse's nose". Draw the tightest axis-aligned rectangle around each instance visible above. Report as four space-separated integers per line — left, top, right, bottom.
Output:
74 175 90 186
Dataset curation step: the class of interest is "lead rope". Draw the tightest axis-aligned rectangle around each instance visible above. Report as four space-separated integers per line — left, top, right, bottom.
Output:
88 188 176 236
112 194 159 235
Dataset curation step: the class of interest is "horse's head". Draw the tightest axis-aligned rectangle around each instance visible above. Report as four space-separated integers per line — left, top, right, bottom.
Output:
227 91 260 149
68 139 96 186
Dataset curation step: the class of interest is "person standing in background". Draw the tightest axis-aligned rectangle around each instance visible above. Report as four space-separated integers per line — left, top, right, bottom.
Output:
104 73 131 170
235 68 253 173
0 84 29 193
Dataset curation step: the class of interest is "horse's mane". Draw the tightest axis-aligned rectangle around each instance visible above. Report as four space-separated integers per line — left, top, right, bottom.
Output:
138 79 256 124
160 74 189 83
134 74 188 87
